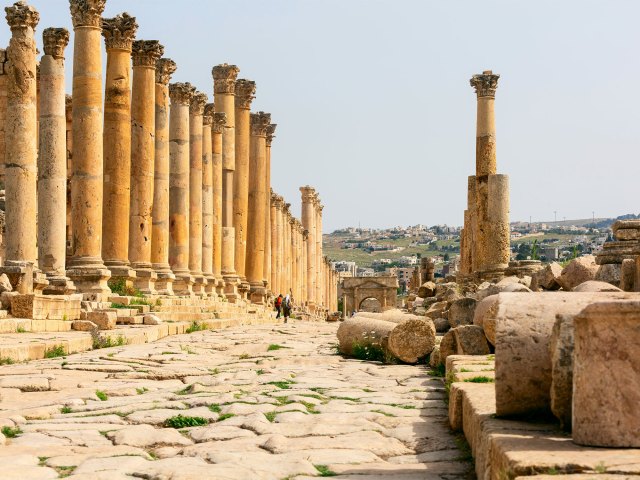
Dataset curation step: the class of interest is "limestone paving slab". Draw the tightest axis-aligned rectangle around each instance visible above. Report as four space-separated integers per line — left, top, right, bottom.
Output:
0 321 473 479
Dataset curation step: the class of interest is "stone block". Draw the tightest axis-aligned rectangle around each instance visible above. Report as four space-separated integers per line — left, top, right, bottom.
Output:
572 280 621 292
86 311 117 330
557 255 598 291
448 297 478 328
452 325 490 356
72 320 98 331
573 301 640 447
0 273 12 293
9 294 81 320
143 314 162 325
550 314 573 430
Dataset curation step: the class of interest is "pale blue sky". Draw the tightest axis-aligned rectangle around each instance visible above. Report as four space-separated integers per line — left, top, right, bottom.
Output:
2 1 639 232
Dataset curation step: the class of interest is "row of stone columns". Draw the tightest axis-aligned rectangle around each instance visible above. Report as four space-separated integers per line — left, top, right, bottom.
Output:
0 0 339 312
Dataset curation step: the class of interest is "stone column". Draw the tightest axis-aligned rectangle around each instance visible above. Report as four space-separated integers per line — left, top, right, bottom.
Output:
201 112 214 294
246 111 269 304
212 63 241 301
469 70 510 280
68 0 111 297
2 2 44 294
300 186 316 306
315 196 323 308
284 204 292 295
188 91 207 294
207 105 226 296
128 40 164 294
168 81 195 295
302 228 308 307
151 57 177 295
264 124 276 295
233 79 256 294
270 192 278 294
38 27 73 294
101 13 137 285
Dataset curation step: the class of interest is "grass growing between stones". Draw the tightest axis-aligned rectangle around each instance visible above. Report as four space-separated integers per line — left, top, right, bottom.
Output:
264 411 277 422
56 465 77 478
136 387 148 395
164 415 209 428
186 321 205 334
60 406 73 414
44 345 66 358
217 413 235 422
1 425 22 438
0 357 14 365
428 363 446 377
92 333 127 349
371 409 396 417
314 464 337 477
463 376 494 383
350 342 390 363
454 433 473 462
267 344 290 351
95 390 108 401
267 380 296 389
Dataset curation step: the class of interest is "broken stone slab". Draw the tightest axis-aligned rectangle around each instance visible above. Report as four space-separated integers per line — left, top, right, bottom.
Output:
143 313 162 325
489 292 640 417
72 320 98 331
86 311 117 330
417 281 436 298
10 294 81 320
550 314 573 430
557 255 598 291
532 262 563 291
452 325 490 356
448 297 477 328
594 263 621 287
573 300 640 447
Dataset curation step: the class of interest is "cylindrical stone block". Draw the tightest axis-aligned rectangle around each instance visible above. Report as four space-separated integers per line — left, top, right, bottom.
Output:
573 300 640 447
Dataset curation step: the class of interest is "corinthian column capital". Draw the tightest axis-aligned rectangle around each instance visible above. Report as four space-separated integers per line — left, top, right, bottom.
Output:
69 0 105 29
250 111 271 137
155 58 176 85
189 91 208 115
132 40 164 68
235 79 256 109
470 70 500 98
212 63 240 94
5 1 39 31
169 82 195 106
43 27 69 59
102 12 137 51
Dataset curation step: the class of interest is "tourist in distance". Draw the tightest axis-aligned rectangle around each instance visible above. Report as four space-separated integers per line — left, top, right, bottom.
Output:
282 292 292 323
274 294 283 319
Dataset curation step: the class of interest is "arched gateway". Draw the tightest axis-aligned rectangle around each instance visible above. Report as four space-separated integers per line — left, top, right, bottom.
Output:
341 275 398 316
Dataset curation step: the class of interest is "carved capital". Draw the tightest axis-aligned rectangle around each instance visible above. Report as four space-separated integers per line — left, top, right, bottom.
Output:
69 0 105 29
266 123 277 146
5 1 39 31
169 82 195 106
101 12 137 51
212 63 239 94
155 58 176 85
212 112 227 134
203 115 213 126
300 185 316 203
132 40 164 68
43 27 69 59
235 79 256 109
250 111 271 137
470 70 500 98
189 91 208 115
203 103 215 118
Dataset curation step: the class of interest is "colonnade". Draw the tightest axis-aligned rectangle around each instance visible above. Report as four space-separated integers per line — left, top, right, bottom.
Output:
0 0 338 313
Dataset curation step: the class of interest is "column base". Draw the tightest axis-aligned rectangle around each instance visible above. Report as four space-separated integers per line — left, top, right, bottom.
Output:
42 275 76 295
173 271 194 296
67 266 111 301
222 272 241 303
133 267 158 295
249 282 267 305
154 266 175 296
0 261 47 294
213 275 225 297
475 264 509 283
238 280 250 301
192 274 207 297
203 274 216 295
105 262 136 289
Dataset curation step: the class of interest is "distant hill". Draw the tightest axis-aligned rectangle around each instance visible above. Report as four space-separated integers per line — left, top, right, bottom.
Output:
514 213 639 230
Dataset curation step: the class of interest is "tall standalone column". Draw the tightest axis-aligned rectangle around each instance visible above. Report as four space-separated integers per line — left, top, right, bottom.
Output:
2 1 43 293
38 27 73 294
233 79 256 297
201 112 214 294
469 70 510 280
301 228 309 307
152 57 177 295
68 0 111 297
101 13 137 285
264 124 276 296
283 203 292 294
246 111 270 304
212 63 241 302
300 186 316 307
188 91 207 294
207 106 226 296
129 40 164 294
168 82 195 295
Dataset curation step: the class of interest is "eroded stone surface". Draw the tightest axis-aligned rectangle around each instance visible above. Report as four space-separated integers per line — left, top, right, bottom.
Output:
0 322 472 479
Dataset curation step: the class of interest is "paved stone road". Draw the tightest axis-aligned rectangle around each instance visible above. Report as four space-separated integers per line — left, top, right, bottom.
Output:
0 321 473 479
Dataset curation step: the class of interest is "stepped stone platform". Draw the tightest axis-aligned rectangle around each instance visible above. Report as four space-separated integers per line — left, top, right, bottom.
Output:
446 355 640 480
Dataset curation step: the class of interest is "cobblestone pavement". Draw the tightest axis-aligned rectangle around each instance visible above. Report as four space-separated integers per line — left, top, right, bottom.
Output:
0 321 473 479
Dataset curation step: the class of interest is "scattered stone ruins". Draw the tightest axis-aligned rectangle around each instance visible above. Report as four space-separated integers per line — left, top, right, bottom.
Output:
0 0 339 339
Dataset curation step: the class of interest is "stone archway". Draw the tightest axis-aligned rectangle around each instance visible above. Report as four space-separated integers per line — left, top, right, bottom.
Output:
359 297 382 312
341 276 398 317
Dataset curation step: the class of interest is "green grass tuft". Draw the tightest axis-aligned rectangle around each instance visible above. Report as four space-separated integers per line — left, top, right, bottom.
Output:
314 464 337 477
267 344 289 351
0 357 15 365
185 321 204 334
428 363 446 377
463 376 494 383
208 404 222 413
217 413 235 422
44 345 66 358
60 406 72 414
267 380 296 389
164 415 209 428
1 425 22 438
264 411 277 422
95 390 108 401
